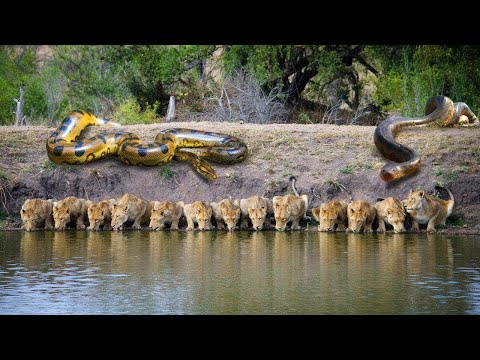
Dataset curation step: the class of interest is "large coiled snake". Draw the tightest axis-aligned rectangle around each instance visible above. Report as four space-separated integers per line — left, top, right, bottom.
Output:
46 110 248 180
374 96 479 182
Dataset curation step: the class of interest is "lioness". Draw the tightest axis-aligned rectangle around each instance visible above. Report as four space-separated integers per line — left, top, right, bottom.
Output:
272 194 308 231
183 201 213 231
311 200 347 232
375 197 406 233
149 201 184 230
53 197 89 231
87 199 116 231
239 196 273 230
111 193 151 231
403 186 454 233
346 200 376 233
211 199 241 231
20 198 54 231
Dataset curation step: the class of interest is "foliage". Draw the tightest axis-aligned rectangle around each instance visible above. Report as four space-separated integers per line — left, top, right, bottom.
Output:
2 45 480 125
158 166 175 180
370 45 480 117
114 98 160 124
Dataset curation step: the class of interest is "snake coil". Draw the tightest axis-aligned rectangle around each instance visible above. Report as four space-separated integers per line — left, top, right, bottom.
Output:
46 110 248 181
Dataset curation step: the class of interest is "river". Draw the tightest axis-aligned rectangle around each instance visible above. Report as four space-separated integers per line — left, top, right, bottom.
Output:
1 230 479 314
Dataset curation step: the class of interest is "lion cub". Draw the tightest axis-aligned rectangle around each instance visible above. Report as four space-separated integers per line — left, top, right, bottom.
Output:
346 200 376 233
149 201 184 230
183 201 213 231
111 193 151 231
53 197 90 231
375 197 406 233
87 199 116 231
239 196 273 230
272 194 308 231
311 200 347 232
20 198 54 231
211 199 241 231
403 186 454 233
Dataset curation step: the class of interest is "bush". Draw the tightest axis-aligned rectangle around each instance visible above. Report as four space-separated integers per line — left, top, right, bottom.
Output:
114 98 160 124
202 73 291 123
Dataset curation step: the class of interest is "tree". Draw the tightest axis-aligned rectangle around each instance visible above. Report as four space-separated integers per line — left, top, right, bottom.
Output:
221 45 379 109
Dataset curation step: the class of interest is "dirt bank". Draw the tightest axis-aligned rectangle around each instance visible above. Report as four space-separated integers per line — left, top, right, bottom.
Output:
1 122 479 233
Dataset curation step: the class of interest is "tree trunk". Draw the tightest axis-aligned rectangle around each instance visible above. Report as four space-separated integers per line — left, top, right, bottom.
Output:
166 96 175 122
14 84 27 126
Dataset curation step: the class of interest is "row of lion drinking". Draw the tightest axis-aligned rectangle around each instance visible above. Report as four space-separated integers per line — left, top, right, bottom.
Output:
20 184 454 233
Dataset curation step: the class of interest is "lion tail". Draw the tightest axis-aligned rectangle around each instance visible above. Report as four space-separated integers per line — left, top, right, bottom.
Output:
290 176 300 197
435 185 455 217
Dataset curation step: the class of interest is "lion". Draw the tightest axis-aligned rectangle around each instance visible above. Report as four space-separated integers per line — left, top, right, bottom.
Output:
53 197 89 231
211 199 241 231
111 193 151 231
272 194 308 231
20 198 54 231
375 197 406 233
149 201 184 230
87 199 116 231
346 200 376 233
239 196 273 230
311 200 347 232
403 186 454 233
183 201 213 231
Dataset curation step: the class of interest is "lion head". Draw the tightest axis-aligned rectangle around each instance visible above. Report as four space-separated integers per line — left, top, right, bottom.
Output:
248 207 268 230
404 189 426 213
386 207 406 233
194 202 212 231
111 204 129 231
53 202 71 231
273 198 292 231
221 206 241 231
88 201 111 231
149 201 172 231
347 201 371 233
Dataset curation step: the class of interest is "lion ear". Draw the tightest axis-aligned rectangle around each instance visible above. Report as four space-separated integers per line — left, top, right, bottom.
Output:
409 189 413 195
419 190 425 198
66 208 69 214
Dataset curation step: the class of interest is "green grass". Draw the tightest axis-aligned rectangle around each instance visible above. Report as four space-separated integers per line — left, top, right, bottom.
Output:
340 165 354 174
0 210 8 222
432 167 443 177
158 166 175 180
446 213 465 227
42 159 57 172
445 170 459 181
0 170 7 180
226 173 239 183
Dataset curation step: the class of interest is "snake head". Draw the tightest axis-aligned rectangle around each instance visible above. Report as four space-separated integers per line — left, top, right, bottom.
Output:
380 164 400 182
194 158 217 181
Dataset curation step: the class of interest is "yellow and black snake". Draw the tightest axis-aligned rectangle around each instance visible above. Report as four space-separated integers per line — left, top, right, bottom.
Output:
374 95 479 182
46 110 248 180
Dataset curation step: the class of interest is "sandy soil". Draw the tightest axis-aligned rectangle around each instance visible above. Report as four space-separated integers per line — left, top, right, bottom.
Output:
1 122 479 233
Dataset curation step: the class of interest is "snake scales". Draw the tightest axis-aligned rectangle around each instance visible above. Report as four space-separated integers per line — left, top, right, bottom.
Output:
374 96 479 182
46 110 248 180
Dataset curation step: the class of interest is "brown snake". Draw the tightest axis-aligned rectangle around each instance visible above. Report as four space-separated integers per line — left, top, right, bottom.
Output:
374 96 479 182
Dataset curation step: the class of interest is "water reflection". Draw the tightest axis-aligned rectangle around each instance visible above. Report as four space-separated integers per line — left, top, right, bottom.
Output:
0 230 479 314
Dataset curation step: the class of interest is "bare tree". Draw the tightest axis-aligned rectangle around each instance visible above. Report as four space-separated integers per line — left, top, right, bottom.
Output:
14 84 27 126
203 74 291 124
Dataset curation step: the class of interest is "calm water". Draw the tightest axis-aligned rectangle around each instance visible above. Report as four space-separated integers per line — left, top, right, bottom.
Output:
1 230 480 314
